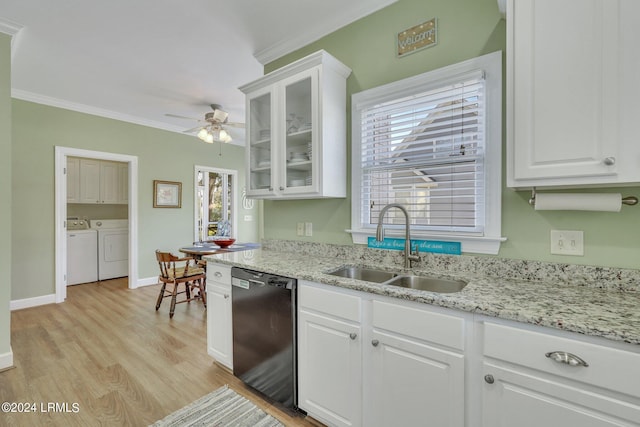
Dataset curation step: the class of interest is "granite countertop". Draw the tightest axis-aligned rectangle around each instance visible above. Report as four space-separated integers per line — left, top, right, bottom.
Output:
204 245 640 346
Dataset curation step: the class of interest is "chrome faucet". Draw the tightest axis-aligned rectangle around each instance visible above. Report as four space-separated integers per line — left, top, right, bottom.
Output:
375 203 420 269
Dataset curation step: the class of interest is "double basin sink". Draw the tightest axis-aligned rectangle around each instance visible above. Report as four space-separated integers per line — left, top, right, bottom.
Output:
327 266 467 293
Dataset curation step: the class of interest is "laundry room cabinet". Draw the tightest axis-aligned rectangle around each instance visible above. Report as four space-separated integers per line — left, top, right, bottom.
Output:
239 50 351 199
68 157 128 204
506 0 640 188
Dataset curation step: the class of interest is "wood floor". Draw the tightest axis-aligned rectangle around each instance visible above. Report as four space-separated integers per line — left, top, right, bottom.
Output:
1 278 319 426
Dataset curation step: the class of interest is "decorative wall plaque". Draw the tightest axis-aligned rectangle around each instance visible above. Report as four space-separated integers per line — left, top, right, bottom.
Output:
397 18 437 57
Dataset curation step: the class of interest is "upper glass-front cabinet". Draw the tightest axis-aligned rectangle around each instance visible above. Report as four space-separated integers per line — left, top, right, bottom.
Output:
247 89 273 193
283 71 315 194
240 50 351 200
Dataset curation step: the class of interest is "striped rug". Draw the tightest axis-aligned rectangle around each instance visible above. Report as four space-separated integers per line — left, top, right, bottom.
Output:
150 385 284 427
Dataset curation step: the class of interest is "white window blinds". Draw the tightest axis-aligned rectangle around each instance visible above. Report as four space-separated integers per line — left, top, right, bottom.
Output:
359 71 486 233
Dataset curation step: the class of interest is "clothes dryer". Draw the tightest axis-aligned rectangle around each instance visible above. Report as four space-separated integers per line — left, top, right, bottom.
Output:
91 219 129 280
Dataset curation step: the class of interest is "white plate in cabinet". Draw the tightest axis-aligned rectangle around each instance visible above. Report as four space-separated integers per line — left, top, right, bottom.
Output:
506 0 640 188
240 50 351 199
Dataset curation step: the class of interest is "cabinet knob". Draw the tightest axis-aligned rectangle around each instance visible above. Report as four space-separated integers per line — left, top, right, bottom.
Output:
603 156 616 166
545 351 589 367
484 374 495 384
214 271 222 278
349 333 357 340
371 339 379 347
224 294 229 299
279 186 284 191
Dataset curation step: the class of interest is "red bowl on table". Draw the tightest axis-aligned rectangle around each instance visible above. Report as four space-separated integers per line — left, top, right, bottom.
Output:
210 237 236 248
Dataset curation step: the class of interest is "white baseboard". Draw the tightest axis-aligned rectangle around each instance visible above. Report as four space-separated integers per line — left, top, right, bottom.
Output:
137 276 159 287
10 294 56 311
0 347 13 370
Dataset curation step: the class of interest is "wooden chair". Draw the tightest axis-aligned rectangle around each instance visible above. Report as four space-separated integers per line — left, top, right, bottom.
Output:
155 250 207 318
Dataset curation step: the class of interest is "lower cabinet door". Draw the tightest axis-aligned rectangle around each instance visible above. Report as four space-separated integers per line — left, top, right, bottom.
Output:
206 286 232 369
298 309 362 427
483 362 640 426
367 330 465 427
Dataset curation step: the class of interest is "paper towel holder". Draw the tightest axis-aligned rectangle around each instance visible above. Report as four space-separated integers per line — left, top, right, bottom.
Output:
528 187 638 207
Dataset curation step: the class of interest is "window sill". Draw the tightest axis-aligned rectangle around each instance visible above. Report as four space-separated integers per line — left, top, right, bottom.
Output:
347 229 506 255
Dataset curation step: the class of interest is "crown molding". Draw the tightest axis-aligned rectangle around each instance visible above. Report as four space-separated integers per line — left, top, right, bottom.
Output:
0 17 22 37
254 0 397 65
11 89 246 146
497 0 506 18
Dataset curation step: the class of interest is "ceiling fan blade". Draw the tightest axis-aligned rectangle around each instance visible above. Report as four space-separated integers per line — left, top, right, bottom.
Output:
225 122 246 129
183 126 204 134
165 113 203 122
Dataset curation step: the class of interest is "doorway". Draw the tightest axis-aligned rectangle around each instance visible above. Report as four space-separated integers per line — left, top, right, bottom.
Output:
54 146 139 303
194 165 237 242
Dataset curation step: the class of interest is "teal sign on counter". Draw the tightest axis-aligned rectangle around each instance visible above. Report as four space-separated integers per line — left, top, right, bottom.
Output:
368 237 461 255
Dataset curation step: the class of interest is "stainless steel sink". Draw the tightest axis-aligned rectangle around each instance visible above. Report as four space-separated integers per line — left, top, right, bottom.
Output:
385 275 468 293
327 266 398 283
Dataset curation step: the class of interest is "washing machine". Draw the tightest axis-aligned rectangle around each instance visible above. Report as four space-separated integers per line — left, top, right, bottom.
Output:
91 219 129 280
67 218 98 285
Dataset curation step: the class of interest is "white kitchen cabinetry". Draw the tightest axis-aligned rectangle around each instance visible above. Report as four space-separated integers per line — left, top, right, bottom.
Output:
239 50 351 199
367 300 465 427
481 320 640 426
66 157 80 203
73 158 128 204
506 0 640 188
206 262 233 370
298 283 362 427
298 281 466 427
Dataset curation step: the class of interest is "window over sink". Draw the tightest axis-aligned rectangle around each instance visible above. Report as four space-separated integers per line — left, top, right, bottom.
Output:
349 52 504 254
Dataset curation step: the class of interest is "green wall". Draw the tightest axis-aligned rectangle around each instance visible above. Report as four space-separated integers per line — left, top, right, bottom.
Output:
262 0 640 269
11 100 258 300
1 34 12 362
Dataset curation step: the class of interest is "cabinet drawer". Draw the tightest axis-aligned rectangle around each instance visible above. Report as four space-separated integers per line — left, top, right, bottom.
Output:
299 283 361 323
206 262 231 288
484 322 640 397
373 300 465 351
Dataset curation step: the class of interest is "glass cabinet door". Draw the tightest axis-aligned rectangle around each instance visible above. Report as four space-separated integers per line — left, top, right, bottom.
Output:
248 91 273 193
283 71 316 192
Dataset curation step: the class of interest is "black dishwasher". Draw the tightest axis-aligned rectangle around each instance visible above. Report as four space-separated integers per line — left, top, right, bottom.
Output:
231 267 297 409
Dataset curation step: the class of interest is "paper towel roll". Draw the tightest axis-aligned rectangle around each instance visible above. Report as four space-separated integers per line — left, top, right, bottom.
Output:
534 193 622 212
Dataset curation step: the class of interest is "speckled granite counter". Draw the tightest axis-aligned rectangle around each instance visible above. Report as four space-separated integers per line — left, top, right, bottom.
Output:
204 240 640 346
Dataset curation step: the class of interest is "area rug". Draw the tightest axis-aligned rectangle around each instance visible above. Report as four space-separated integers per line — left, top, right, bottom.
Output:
150 385 284 427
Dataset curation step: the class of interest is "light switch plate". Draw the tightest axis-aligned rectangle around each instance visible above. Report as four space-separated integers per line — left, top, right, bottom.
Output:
305 222 313 237
296 222 304 236
550 230 584 256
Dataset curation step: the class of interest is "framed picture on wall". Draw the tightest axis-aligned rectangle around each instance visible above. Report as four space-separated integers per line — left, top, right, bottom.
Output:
153 180 182 208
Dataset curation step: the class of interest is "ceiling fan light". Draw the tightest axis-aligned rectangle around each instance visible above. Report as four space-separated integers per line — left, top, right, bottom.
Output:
204 132 214 144
197 128 209 140
219 129 230 141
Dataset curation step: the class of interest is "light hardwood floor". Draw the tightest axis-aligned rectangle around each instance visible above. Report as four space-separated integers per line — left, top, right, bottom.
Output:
1 278 319 426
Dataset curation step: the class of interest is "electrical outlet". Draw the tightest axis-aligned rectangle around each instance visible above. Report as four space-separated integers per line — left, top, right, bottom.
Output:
244 215 253 222
550 230 584 256
296 222 304 236
305 222 313 237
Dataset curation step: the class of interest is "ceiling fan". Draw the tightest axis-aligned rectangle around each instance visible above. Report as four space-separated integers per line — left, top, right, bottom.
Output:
166 104 245 144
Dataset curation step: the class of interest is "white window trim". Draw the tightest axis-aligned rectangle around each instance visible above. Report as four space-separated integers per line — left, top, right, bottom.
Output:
349 51 505 255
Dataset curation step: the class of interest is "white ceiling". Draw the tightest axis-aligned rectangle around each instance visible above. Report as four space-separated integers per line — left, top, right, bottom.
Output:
0 0 396 145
